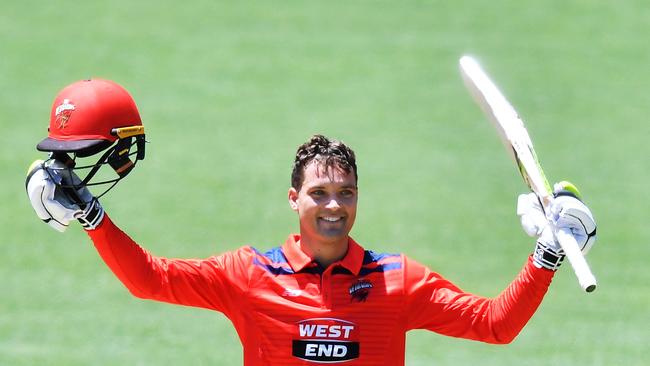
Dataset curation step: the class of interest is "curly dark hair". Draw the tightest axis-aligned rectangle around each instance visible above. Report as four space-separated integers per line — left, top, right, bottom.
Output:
291 135 357 190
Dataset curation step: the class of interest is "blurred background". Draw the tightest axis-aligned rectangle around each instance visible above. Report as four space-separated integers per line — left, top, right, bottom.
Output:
1 1 648 364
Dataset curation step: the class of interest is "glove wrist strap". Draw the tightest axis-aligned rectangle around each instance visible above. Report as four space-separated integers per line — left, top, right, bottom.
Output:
76 198 105 230
533 240 565 271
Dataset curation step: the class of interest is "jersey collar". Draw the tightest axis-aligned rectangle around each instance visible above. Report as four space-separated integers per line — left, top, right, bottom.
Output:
282 234 365 275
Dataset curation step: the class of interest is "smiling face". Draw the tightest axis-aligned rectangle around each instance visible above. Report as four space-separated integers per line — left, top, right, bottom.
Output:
289 160 358 253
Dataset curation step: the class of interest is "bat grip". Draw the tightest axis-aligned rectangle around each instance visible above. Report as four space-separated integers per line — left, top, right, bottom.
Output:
555 227 597 292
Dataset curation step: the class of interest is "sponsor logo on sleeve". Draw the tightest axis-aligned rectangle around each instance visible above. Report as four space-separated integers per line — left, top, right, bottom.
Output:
292 318 359 363
282 288 303 297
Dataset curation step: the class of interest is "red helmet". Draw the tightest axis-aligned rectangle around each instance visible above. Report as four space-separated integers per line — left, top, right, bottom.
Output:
37 78 143 156
36 79 146 203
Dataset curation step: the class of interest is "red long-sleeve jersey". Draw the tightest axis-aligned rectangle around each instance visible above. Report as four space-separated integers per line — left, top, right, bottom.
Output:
87 215 554 365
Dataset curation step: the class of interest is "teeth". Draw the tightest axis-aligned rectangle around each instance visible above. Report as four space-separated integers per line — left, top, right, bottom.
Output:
321 217 341 222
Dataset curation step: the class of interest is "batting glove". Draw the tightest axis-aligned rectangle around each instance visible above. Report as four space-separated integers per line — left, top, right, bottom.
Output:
517 182 597 270
26 159 105 232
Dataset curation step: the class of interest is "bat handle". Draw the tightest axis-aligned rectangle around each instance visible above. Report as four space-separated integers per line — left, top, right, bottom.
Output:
555 227 597 292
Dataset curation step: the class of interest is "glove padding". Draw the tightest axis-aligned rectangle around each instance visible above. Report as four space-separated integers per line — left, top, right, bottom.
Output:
517 182 597 270
26 159 105 232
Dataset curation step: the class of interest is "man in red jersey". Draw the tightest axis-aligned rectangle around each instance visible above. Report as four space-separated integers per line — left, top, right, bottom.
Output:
27 87 597 364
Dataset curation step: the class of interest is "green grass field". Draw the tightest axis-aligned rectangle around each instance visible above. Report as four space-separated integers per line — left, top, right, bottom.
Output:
2 1 648 364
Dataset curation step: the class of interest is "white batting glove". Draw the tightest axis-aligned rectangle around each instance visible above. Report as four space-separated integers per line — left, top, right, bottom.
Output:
26 159 105 232
517 193 547 237
517 182 597 270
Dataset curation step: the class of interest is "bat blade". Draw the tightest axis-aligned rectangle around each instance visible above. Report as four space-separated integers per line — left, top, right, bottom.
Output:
459 55 597 292
459 56 552 203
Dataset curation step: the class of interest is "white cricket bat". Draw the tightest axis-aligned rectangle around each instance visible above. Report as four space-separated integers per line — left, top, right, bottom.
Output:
459 55 597 293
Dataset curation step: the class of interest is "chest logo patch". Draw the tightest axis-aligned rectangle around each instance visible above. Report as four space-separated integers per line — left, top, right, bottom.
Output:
292 318 359 363
349 279 373 302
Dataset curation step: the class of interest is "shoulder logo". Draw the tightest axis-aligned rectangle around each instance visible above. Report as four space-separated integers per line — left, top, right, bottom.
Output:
55 99 75 129
349 279 372 302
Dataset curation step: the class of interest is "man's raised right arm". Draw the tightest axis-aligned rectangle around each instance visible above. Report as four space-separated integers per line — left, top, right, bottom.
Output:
26 159 250 314
86 215 251 313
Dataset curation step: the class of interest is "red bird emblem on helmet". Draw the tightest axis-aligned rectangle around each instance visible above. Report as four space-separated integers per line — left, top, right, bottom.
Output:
55 99 75 130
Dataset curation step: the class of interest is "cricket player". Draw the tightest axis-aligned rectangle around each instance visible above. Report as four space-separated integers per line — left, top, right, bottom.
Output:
26 79 597 365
